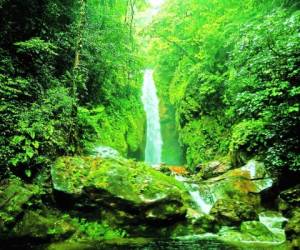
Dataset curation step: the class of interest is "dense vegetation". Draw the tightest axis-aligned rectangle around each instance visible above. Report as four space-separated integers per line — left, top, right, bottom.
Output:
149 0 300 180
0 0 145 179
1 0 300 249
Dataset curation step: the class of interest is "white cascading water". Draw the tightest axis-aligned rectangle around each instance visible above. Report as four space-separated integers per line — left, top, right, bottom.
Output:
141 70 211 214
142 69 163 165
189 184 213 214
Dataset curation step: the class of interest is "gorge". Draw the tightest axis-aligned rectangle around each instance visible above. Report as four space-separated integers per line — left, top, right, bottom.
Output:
0 0 300 249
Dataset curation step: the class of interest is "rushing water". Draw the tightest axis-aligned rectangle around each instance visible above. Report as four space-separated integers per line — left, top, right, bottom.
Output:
142 69 163 165
189 184 213 214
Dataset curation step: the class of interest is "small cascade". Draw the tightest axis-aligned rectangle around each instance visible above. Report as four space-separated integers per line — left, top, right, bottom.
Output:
174 174 213 215
188 184 213 214
142 69 163 165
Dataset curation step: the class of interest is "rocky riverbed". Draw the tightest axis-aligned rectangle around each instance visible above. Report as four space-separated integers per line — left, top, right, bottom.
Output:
0 153 299 249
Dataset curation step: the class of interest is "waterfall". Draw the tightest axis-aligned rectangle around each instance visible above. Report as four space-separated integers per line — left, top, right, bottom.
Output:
142 69 163 165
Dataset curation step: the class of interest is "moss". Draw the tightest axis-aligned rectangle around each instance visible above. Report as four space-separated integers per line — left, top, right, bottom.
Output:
69 218 127 240
12 210 75 240
0 176 40 235
51 156 189 230
78 105 145 158
285 208 300 248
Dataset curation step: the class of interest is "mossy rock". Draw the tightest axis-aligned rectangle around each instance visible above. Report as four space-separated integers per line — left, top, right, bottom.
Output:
240 221 276 241
170 212 217 237
11 210 75 241
195 160 273 213
51 156 189 228
285 208 300 249
197 160 233 180
278 185 300 214
218 221 279 243
0 177 40 236
210 199 258 227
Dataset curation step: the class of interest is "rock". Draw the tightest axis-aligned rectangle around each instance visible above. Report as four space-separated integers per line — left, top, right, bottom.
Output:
218 221 279 243
240 221 276 241
11 210 75 241
195 160 273 211
0 177 39 236
285 208 300 249
92 146 120 159
168 166 189 176
51 156 189 230
278 185 300 214
259 211 288 231
198 161 232 180
210 199 258 227
276 185 300 248
169 220 214 237
158 165 189 177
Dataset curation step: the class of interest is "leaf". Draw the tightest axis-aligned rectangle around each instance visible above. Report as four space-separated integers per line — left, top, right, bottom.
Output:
26 147 34 158
10 158 19 167
25 169 32 178
12 135 26 145
28 129 36 139
32 141 40 149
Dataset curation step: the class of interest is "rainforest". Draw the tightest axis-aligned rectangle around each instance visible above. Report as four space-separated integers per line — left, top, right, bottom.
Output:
0 0 300 249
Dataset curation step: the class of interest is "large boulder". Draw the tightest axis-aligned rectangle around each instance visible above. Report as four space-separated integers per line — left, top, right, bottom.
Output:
240 221 277 241
210 199 258 227
195 160 273 213
218 211 287 246
51 156 189 230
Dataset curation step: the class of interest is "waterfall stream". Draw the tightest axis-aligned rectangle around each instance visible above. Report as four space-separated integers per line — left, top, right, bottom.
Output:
142 69 163 165
189 184 213 214
141 70 211 214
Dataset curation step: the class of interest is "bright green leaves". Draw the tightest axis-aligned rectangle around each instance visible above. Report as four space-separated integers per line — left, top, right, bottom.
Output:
11 136 26 145
71 218 127 240
229 119 267 166
226 10 300 171
78 101 145 157
180 117 229 168
2 86 79 175
151 1 300 175
14 38 58 56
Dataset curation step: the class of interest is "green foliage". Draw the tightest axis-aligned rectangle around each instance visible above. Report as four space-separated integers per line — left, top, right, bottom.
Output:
1 81 79 176
179 117 229 168
14 38 58 56
226 10 300 171
78 103 145 156
0 0 146 177
229 120 267 166
150 1 300 176
71 218 127 240
76 0 146 157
